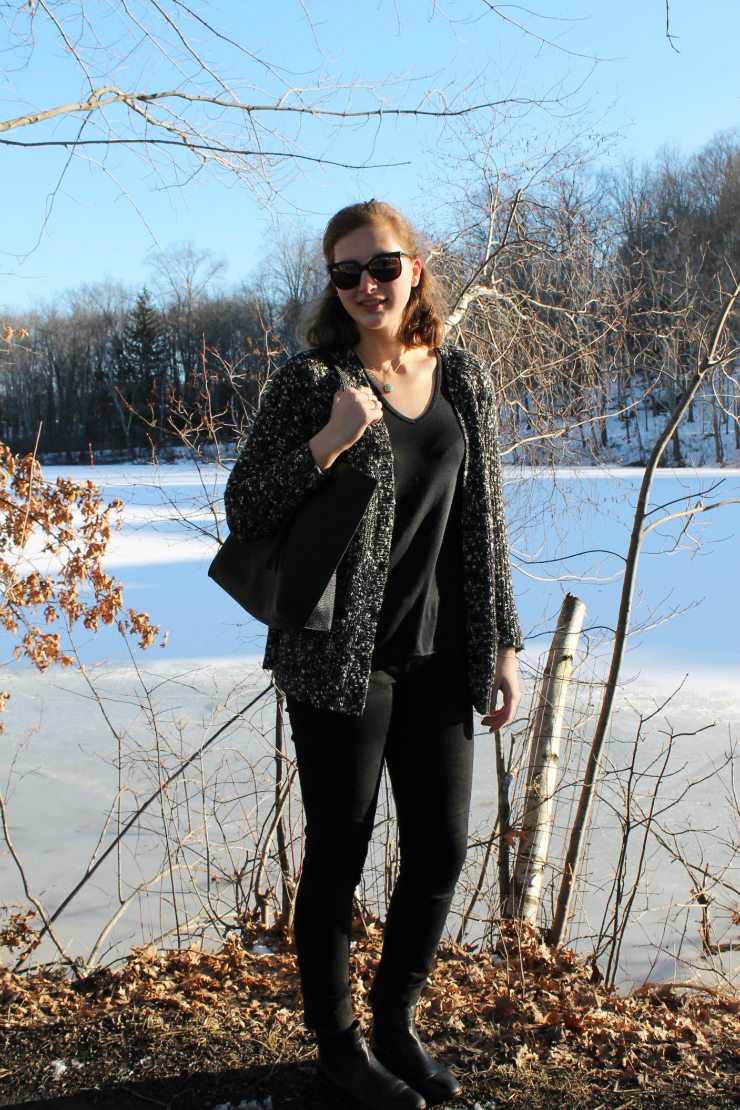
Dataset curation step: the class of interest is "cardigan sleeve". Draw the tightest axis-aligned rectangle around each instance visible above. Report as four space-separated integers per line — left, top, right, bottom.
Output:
484 389 525 652
224 361 330 543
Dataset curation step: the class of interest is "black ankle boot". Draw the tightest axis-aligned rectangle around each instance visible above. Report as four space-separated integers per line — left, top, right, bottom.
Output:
370 1005 461 1105
316 1019 427 1110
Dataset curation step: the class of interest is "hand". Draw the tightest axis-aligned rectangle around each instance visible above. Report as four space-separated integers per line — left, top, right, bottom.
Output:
481 647 520 732
309 386 383 470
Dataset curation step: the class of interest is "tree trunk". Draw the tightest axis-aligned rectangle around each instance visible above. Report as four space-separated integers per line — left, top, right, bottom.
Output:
712 395 724 464
548 288 740 949
671 427 682 466
507 594 586 924
633 400 644 461
495 730 511 915
274 690 296 929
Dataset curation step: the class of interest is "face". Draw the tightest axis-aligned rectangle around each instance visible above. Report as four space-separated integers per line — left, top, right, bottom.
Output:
331 224 422 341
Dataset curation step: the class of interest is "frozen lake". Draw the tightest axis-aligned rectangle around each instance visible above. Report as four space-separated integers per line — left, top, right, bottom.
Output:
1 463 739 989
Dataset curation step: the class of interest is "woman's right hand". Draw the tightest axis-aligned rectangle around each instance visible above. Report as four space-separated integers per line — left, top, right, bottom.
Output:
309 386 383 471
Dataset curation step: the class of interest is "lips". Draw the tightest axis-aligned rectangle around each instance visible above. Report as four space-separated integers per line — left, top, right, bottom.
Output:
357 298 386 309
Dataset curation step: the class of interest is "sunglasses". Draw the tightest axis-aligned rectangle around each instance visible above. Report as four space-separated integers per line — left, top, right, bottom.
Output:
327 251 412 290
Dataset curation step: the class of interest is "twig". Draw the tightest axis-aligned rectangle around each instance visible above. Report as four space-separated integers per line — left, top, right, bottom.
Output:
33 682 274 943
0 786 79 975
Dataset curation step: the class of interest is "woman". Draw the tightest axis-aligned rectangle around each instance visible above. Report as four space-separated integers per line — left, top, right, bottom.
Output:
224 200 523 1110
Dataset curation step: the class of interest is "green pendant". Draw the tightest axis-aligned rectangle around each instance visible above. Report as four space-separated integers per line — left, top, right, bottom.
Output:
383 383 393 392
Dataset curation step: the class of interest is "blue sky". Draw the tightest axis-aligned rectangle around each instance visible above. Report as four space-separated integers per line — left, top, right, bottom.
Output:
1 0 739 312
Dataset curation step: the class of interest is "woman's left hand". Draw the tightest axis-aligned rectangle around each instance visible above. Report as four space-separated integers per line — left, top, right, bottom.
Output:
481 646 520 732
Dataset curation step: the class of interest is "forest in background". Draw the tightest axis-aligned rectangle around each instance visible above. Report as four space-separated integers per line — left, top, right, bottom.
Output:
3 6 740 1105
3 128 740 467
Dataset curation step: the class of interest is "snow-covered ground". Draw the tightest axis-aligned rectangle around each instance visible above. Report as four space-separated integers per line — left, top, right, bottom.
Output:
1 463 738 988
517 392 740 470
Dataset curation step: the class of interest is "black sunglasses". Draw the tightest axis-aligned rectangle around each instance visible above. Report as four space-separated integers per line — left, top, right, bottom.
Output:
327 251 412 290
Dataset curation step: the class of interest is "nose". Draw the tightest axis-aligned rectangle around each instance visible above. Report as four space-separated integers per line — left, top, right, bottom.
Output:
358 268 378 294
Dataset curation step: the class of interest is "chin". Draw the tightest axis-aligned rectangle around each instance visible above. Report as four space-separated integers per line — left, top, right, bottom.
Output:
356 312 396 330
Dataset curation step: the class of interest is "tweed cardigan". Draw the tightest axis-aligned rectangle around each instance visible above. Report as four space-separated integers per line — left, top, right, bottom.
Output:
223 343 523 717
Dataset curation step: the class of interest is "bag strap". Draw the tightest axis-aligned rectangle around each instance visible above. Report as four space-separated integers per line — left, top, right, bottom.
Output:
265 350 350 571
318 347 353 392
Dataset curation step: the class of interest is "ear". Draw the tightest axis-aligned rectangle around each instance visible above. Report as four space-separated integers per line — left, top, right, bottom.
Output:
410 257 423 287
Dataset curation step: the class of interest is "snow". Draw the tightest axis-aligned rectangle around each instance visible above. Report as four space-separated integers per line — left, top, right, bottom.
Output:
523 392 740 470
1 463 738 988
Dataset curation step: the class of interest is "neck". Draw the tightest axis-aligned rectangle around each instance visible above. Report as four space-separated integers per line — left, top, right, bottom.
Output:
355 331 406 371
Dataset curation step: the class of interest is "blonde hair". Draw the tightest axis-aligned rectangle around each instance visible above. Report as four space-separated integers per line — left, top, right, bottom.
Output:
302 199 446 349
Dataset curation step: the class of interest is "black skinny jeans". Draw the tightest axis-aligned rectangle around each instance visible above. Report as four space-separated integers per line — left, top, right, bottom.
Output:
285 652 475 1035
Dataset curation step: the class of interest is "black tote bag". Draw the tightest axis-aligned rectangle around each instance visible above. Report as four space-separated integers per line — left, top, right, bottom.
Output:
208 458 377 631
209 359 378 631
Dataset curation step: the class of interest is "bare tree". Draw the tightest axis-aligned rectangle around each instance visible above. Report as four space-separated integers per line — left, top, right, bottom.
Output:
147 243 228 319
549 280 740 947
0 0 585 245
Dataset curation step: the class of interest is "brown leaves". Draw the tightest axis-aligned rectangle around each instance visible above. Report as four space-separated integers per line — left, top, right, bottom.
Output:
0 689 9 734
1 908 738 1102
118 608 161 650
1 325 28 344
0 910 41 961
0 443 161 674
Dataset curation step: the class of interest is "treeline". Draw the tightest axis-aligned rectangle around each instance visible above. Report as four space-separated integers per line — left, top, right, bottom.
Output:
0 240 315 458
2 131 739 464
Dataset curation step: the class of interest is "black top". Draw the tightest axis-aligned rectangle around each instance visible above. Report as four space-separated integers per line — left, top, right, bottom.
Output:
367 352 467 668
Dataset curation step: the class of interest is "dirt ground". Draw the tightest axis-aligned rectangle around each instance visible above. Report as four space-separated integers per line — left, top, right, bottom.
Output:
0 1015 735 1110
1 915 738 1109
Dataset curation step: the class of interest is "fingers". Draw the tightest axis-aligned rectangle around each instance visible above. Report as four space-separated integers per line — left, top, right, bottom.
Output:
359 385 379 405
482 681 519 732
339 385 379 406
334 386 377 404
352 385 382 423
482 708 513 732
330 385 382 443
482 713 513 732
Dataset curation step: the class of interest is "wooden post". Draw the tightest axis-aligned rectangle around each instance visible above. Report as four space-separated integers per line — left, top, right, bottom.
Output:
274 688 296 929
507 593 586 924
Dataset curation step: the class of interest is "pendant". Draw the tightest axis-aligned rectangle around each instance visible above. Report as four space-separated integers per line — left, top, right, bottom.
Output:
383 383 393 392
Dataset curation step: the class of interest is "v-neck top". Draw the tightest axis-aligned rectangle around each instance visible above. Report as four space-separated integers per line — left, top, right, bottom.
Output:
364 351 468 668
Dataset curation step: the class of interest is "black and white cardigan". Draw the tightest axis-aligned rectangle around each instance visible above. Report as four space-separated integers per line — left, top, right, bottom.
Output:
223 344 523 717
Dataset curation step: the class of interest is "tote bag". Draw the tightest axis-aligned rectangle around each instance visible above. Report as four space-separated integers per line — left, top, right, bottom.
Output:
208 458 377 631
209 361 378 630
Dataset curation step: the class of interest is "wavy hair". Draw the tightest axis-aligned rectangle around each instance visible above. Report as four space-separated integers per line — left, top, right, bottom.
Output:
302 200 446 350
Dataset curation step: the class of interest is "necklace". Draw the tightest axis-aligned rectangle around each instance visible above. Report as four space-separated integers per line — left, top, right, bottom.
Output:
359 352 403 393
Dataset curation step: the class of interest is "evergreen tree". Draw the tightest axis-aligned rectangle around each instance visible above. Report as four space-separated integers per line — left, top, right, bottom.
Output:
117 288 168 446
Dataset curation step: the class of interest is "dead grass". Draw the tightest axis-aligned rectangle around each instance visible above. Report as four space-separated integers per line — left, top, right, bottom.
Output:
1 913 738 1109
